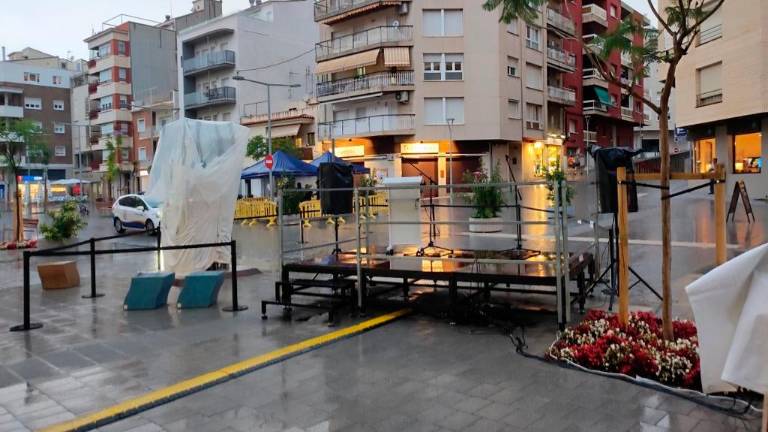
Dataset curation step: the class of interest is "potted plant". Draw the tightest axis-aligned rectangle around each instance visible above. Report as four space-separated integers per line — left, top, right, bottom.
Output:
545 166 575 216
464 162 504 233
39 201 87 242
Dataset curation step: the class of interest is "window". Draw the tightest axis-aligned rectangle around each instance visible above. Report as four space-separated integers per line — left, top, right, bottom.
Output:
55 145 66 157
31 120 43 132
101 123 114 136
423 9 463 37
424 97 464 125
23 72 40 82
568 119 577 134
119 95 129 109
98 69 111 83
121 148 130 161
24 97 42 110
699 7 722 44
423 53 463 81
138 147 147 161
507 56 519 77
506 19 518 35
222 112 231 122
697 62 723 107
525 103 542 129
694 138 716 174
137 118 146 133
118 68 128 82
54 122 65 134
52 75 63 85
117 41 127 55
526 25 540 50
508 99 520 119
53 100 65 111
610 5 618 17
99 96 112 111
98 43 111 58
525 63 542 90
733 133 762 174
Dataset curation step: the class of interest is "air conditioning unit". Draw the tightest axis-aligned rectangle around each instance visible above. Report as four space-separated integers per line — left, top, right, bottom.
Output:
398 2 409 14
395 91 409 103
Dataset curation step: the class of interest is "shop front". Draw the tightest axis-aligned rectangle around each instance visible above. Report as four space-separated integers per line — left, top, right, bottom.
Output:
523 138 564 180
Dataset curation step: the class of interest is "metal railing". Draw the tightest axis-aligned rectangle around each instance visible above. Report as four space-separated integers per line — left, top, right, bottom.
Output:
582 68 608 85
184 86 237 109
316 26 412 62
699 24 722 45
314 0 388 21
546 8 576 35
317 71 414 98
183 50 236 75
621 107 634 119
547 46 577 70
583 99 608 112
548 85 577 105
318 113 415 139
584 130 597 142
582 4 607 25
697 89 723 107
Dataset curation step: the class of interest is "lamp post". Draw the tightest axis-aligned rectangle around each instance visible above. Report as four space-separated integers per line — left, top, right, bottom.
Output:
446 118 455 204
233 74 300 198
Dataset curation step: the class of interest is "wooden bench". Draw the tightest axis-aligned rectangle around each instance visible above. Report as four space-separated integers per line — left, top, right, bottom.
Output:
38 261 80 290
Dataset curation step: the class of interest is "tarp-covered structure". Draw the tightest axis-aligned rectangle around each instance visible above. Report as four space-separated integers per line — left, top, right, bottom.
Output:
145 118 248 275
240 150 317 180
311 151 370 174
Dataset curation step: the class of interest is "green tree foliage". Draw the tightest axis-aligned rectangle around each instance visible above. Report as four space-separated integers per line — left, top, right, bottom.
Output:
39 201 87 241
104 135 122 201
246 135 301 160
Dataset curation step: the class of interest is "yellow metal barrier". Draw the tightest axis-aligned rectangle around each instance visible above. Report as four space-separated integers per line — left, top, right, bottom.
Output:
235 199 277 227
298 193 388 227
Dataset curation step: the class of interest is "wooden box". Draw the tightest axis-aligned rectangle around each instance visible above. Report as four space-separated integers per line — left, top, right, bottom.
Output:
37 261 80 290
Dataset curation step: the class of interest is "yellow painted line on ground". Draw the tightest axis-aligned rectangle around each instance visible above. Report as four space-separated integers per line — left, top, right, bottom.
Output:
39 309 411 432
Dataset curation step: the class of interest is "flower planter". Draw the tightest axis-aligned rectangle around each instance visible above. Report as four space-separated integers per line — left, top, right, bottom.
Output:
468 217 502 233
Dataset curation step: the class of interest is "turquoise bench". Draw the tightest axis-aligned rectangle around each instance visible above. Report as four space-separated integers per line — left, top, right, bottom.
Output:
177 271 224 309
123 272 175 310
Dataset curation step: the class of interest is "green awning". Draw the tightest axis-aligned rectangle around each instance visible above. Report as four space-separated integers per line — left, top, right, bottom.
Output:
594 87 612 106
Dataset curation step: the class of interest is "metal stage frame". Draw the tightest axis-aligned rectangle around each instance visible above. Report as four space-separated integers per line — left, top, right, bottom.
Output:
262 181 599 330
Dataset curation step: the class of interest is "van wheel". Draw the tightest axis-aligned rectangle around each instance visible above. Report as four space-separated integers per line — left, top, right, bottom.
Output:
114 218 126 233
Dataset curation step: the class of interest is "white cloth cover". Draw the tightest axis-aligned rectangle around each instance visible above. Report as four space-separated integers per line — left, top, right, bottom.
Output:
145 118 248 276
686 243 768 394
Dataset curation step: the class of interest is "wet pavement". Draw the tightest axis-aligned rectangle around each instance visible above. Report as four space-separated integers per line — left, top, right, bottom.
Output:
0 183 764 431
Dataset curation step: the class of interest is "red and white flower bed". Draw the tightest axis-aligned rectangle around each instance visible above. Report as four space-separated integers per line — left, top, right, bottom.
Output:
0 239 38 250
548 310 701 389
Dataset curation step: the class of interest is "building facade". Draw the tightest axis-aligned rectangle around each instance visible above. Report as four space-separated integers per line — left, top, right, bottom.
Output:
131 92 177 192
0 61 75 202
666 0 768 197
313 0 645 186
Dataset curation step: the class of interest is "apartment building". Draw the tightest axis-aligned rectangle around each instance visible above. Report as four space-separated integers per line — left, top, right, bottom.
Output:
6 47 87 73
131 91 177 192
0 61 74 202
313 0 645 185
667 0 768 197
178 0 317 151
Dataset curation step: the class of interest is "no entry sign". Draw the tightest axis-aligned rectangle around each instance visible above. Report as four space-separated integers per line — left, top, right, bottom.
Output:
265 154 274 170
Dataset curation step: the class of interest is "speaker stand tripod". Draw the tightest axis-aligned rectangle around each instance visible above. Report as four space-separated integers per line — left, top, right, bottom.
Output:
403 160 454 257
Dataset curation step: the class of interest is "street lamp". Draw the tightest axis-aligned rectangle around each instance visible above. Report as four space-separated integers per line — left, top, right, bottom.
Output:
446 118 455 204
232 74 301 198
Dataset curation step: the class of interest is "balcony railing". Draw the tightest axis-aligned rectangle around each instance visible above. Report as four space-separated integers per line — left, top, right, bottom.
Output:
316 26 413 62
317 71 414 99
697 89 723 107
546 8 576 35
88 82 98 94
318 114 415 139
547 46 576 71
582 34 604 53
314 0 398 22
621 107 634 120
183 50 236 75
547 85 577 106
699 24 722 45
582 4 608 26
584 130 597 142
583 68 608 87
583 100 609 113
184 87 237 110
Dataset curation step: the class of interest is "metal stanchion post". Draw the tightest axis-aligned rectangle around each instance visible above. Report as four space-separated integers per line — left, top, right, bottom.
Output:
223 240 247 312
156 227 162 271
82 237 104 299
10 251 43 331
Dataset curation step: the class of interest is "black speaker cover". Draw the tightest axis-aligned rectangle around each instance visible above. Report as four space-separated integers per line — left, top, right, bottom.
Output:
591 147 639 214
319 163 353 215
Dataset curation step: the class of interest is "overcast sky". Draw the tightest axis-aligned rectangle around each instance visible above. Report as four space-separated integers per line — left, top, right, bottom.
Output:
0 0 655 61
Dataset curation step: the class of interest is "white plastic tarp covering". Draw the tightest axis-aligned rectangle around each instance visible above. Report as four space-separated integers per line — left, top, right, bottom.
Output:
145 118 248 275
686 243 768 394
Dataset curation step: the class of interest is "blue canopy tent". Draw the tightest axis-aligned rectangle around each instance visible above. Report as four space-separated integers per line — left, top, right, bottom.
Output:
311 151 370 174
241 150 318 180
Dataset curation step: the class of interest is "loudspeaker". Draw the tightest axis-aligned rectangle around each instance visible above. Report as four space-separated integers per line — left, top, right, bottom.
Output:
591 147 639 214
319 163 353 215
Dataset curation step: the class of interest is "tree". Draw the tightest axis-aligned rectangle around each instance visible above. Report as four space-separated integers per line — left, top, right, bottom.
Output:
246 135 301 160
483 0 726 339
0 119 47 242
104 135 122 202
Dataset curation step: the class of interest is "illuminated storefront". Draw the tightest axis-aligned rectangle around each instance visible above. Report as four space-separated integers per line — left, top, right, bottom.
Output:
733 132 762 174
526 139 563 178
693 137 716 173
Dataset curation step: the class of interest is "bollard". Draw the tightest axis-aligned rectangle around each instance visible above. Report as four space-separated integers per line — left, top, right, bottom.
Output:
223 240 248 312
10 251 43 332
82 237 104 299
156 227 162 271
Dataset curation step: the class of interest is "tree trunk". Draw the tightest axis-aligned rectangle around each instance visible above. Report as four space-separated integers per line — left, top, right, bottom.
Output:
13 178 23 243
659 64 677 340
43 167 48 213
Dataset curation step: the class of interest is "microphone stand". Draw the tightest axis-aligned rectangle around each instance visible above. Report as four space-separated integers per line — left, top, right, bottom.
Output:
404 160 453 257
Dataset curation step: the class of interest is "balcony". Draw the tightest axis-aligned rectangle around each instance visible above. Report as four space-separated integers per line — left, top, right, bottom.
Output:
621 107 634 121
0 105 23 118
95 109 133 124
697 89 723 107
316 26 413 62
314 0 406 24
88 82 98 94
183 50 236 76
582 4 608 27
318 114 415 139
89 128 102 144
317 71 414 101
98 162 133 173
184 87 236 110
548 85 576 106
138 126 159 140
583 68 608 88
547 46 576 72
546 8 575 36
584 130 597 142
582 34 604 54
583 100 609 115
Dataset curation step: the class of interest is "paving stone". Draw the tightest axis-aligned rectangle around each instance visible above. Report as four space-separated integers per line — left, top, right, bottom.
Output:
656 413 701 432
6 358 60 381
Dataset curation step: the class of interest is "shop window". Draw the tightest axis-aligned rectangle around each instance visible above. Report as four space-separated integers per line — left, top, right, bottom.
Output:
694 138 715 173
733 133 761 174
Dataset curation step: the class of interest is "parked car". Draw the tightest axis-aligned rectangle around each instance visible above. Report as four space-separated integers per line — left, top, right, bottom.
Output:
112 194 162 234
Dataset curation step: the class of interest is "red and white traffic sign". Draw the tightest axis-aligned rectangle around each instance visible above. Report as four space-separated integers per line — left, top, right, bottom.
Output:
265 154 274 170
